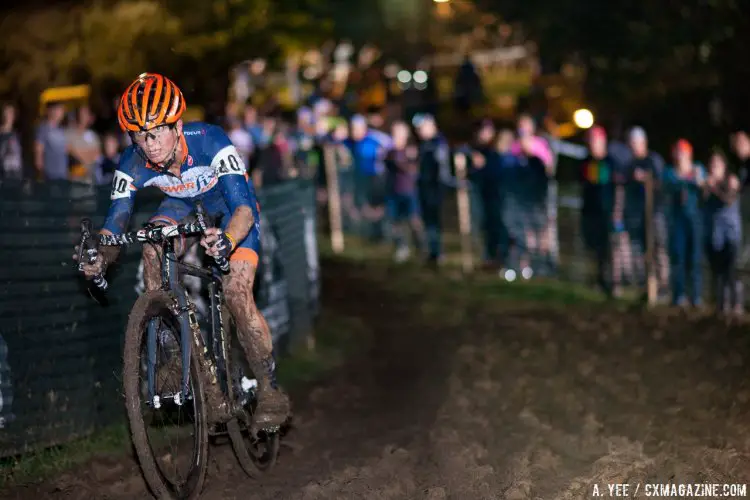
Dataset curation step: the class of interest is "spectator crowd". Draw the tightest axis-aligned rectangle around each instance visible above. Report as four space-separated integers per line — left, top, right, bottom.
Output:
3 92 750 317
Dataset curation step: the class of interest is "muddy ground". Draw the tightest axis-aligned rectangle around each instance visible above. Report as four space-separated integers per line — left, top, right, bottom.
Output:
4 257 750 499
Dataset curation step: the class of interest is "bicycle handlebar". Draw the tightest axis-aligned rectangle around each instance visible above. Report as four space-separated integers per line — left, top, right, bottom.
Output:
78 202 230 292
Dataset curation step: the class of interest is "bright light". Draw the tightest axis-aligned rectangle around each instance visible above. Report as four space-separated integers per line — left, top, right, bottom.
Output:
433 0 450 3
413 70 428 84
573 108 594 129
397 70 412 83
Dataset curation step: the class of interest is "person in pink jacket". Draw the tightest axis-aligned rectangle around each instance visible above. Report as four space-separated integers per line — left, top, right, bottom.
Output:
508 114 554 279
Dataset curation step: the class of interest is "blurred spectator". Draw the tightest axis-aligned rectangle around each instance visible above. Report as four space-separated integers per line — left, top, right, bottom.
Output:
312 118 334 204
290 107 315 176
730 130 750 266
94 133 120 186
510 113 553 278
345 114 391 240
454 55 484 115
703 151 743 315
312 97 333 121
385 120 424 262
415 113 452 266
626 126 668 298
664 139 705 307
227 116 254 169
223 101 240 128
732 131 750 189
66 106 101 184
366 106 386 132
579 126 617 295
469 120 503 268
275 120 296 177
254 116 289 187
494 129 517 273
496 129 515 155
243 104 266 150
0 103 22 181
34 102 68 181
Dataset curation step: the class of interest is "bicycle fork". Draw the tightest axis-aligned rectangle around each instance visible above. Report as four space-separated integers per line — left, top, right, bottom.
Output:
146 286 221 409
145 288 200 408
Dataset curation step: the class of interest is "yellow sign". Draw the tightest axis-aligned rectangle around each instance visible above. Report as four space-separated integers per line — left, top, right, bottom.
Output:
39 85 91 115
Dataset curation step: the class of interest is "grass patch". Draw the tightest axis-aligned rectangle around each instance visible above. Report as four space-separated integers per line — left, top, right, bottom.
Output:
0 423 129 489
320 232 630 310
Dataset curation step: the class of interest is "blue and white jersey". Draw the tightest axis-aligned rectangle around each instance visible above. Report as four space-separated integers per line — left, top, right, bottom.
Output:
102 122 259 235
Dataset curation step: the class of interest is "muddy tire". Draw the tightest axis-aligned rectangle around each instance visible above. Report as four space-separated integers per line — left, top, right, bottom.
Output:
222 308 281 478
123 290 209 499
227 417 280 478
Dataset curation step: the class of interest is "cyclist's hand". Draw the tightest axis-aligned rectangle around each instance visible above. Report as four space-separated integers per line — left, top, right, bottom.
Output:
201 228 235 259
72 245 106 279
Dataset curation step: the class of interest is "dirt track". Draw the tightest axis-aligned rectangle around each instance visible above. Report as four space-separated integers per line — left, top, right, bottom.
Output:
5 258 750 499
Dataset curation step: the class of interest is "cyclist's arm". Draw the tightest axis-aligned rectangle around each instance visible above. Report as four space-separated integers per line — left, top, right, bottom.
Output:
209 128 255 243
99 155 140 265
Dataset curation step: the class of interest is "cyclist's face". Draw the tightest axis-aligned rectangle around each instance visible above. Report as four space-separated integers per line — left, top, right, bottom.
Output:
132 122 181 165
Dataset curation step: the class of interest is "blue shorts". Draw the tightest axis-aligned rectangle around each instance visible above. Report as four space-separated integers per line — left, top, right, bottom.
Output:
387 193 419 221
149 197 261 267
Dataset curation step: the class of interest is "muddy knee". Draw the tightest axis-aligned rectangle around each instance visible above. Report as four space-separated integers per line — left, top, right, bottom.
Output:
141 244 163 291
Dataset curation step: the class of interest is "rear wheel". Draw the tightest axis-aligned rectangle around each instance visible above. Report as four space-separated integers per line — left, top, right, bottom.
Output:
223 308 280 477
123 290 209 499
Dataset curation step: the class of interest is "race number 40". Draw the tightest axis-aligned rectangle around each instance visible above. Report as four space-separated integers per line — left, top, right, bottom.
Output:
213 146 245 177
111 170 135 200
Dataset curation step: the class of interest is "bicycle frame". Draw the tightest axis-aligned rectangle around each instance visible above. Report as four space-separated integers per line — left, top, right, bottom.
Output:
145 238 235 410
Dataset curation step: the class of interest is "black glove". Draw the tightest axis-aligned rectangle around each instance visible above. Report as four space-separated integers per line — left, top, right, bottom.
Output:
211 231 236 260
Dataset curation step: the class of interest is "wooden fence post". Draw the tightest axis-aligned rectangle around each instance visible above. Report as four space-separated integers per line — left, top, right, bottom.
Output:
644 172 657 306
453 152 474 274
323 145 345 253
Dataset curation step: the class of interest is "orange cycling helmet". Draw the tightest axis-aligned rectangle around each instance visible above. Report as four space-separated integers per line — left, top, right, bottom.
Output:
117 73 185 133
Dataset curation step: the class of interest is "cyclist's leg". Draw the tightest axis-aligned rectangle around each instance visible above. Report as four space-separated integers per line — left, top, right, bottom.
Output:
221 217 289 429
142 197 193 291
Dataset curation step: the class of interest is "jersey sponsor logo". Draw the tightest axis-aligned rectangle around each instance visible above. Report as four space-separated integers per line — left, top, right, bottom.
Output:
212 145 246 178
110 170 136 200
183 130 204 136
143 166 218 198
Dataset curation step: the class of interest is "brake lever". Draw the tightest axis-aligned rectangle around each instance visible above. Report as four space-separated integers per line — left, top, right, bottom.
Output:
78 218 108 291
194 202 230 273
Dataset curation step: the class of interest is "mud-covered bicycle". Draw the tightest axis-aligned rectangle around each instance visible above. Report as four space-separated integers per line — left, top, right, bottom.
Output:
77 202 280 499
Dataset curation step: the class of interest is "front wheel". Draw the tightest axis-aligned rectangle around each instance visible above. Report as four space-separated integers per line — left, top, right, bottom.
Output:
123 290 209 499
